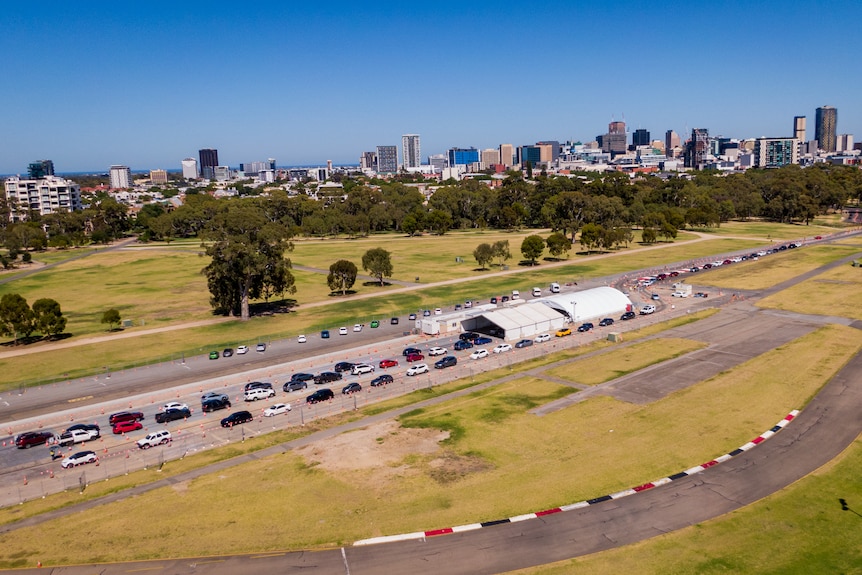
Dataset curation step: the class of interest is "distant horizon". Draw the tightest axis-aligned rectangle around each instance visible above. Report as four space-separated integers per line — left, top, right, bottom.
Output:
0 164 363 180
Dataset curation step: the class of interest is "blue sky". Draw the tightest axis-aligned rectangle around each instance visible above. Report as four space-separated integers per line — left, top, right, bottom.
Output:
1 0 859 174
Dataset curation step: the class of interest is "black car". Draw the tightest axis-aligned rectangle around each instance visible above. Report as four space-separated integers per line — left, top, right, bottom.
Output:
459 332 479 342
64 423 100 435
402 347 422 356
306 389 335 404
434 356 457 369
15 430 54 449
454 339 473 351
222 348 233 357
490 297 498 304
283 380 308 392
621 311 636 320
577 323 594 332
155 407 191 424
314 371 342 385
408 313 417 320
244 381 273 391
321 329 330 339
334 361 355 373
598 318 615 327
220 410 253 427
370 374 393 386
390 317 399 325
342 382 362 395
202 398 231 412
514 339 533 348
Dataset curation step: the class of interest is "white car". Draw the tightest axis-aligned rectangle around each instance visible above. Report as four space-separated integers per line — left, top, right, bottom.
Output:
244 387 276 402
534 333 551 343
406 363 429 376
351 363 375 375
428 346 447 356
339 327 348 335
61 450 98 468
640 304 656 315
297 335 307 343
162 402 189 412
710 261 724 267
353 324 363 332
493 343 512 353
136 430 172 449
434 308 442 315
470 349 489 360
672 292 689 298
264 403 291 417
236 345 249 355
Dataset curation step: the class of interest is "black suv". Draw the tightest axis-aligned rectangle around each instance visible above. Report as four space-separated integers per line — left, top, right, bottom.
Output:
577 322 594 332
220 411 253 427
244 381 273 392
306 389 335 404
620 311 636 321
202 398 231 412
314 371 342 385
283 380 308 392
155 407 191 424
290 373 315 383
434 356 457 369
333 362 355 373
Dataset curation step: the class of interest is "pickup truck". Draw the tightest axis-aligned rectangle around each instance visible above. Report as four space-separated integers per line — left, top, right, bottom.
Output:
57 428 100 446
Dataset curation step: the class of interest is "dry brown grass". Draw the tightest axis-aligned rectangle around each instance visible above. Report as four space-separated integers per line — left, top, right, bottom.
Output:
758 261 862 320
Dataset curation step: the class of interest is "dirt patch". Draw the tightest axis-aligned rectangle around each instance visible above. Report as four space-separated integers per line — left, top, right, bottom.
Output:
428 452 494 484
298 420 449 474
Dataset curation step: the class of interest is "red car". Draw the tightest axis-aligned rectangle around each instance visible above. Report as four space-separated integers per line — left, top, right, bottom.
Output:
406 353 424 362
112 420 143 434
108 411 145 426
15 431 54 449
379 359 399 369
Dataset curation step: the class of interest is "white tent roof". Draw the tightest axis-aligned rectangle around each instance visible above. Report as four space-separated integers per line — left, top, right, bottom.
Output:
541 286 632 323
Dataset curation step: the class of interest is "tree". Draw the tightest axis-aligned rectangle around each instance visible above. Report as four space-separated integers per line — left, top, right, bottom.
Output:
545 232 571 259
361 247 393 286
492 240 511 267
32 298 66 338
401 213 420 236
101 308 121 331
579 223 603 252
0 293 34 344
641 227 658 244
201 201 296 320
520 234 545 265
473 243 494 270
327 259 358 295
426 209 453 235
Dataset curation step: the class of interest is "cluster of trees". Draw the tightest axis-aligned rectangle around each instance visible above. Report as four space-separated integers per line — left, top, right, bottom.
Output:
0 294 66 344
326 248 394 295
472 233 578 269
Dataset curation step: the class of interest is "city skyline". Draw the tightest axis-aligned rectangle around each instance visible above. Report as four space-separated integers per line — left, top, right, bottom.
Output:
1 1 859 174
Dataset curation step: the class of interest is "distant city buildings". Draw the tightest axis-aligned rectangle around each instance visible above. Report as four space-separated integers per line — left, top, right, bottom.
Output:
753 138 798 168
793 116 806 142
240 159 276 177
815 106 837 152
181 158 198 179
401 134 421 169
836 134 854 153
686 128 710 168
109 165 132 189
499 144 514 167
632 129 650 147
376 145 398 173
447 147 479 167
360 151 376 171
599 121 627 157
4 175 82 221
149 169 168 185
199 148 219 179
27 160 54 179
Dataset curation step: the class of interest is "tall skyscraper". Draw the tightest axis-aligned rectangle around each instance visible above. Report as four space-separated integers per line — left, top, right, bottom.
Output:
665 130 680 152
499 144 514 167
109 165 132 189
836 134 854 153
608 121 626 135
632 129 650 147
199 148 219 179
447 147 479 167
27 160 54 179
401 134 421 168
360 151 376 171
481 148 501 169
793 116 806 143
686 129 709 169
376 145 398 173
815 106 837 152
181 158 198 179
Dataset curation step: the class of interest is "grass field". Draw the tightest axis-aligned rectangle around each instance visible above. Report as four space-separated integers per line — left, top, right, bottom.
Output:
0 322 858 568
689 219 837 240
757 260 862 321
544 338 707 385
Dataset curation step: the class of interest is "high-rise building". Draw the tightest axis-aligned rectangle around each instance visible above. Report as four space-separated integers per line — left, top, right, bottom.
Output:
447 147 479 167
401 134 421 168
536 141 561 163
360 151 377 171
149 169 168 185
109 165 132 189
632 129 650 147
376 145 398 173
686 129 709 169
519 145 543 167
428 154 446 172
499 144 514 167
608 121 626 135
836 134 854 153
481 148 501 169
181 158 198 179
27 160 54 179
599 132 627 156
793 116 806 143
665 130 680 152
3 175 82 222
815 106 837 152
199 148 219 179
753 138 799 168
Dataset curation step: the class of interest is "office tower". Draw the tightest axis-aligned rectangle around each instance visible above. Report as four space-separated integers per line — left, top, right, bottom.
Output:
199 148 219 179
360 151 377 170
447 147 479 167
213 166 231 181
519 145 542 167
536 141 560 162
793 116 806 142
836 134 854 152
109 165 132 189
481 148 501 169
150 169 168 185
599 132 627 156
499 144 514 167
427 154 446 172
376 145 398 173
753 138 799 167
815 106 837 152
4 175 82 222
665 130 680 152
181 158 198 179
27 160 54 179
632 129 650 147
686 129 709 169
608 121 626 134
401 134 421 168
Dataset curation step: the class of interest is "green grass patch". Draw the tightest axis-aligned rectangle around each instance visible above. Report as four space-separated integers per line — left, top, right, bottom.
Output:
545 338 707 385
758 261 862 321
689 220 837 240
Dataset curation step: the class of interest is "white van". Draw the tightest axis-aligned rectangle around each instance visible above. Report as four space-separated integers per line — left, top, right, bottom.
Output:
550 282 561 293
532 287 542 297
511 290 520 300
